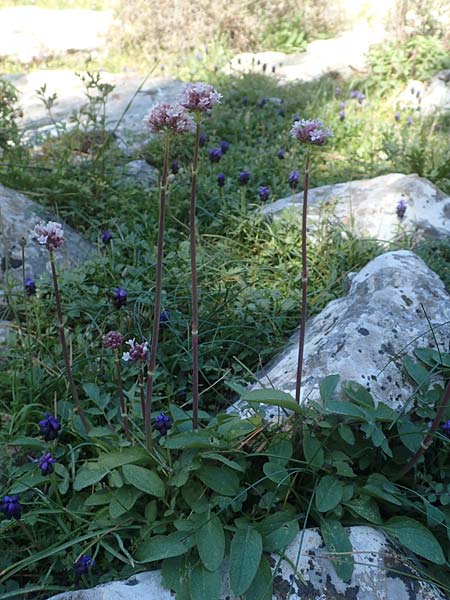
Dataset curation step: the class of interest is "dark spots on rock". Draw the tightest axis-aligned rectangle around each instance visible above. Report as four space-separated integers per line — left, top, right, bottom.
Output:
125 577 139 586
1 255 23 270
387 375 392 382
401 294 413 307
358 327 370 336
370 374 377 381
358 349 362 353
392 328 398 334
277 567 282 573
381 342 395 355
273 575 293 599
336 341 345 354
267 555 276 567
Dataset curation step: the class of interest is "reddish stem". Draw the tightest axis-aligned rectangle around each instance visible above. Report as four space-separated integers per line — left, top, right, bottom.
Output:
49 251 90 433
295 149 311 406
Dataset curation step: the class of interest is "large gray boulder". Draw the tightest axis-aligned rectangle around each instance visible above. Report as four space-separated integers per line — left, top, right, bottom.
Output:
48 526 446 599
262 173 450 244
0 7 112 63
0 183 92 285
238 250 450 414
398 71 450 117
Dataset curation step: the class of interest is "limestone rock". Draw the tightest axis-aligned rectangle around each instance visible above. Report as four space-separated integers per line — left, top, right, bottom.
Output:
118 160 159 191
0 7 112 63
398 71 450 117
262 173 450 243
0 183 93 285
237 250 450 414
48 526 446 599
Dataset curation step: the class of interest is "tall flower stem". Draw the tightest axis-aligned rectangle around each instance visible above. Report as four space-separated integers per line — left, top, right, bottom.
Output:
295 148 311 406
144 135 171 449
20 240 34 395
395 379 450 480
49 251 90 433
115 352 130 439
190 119 201 430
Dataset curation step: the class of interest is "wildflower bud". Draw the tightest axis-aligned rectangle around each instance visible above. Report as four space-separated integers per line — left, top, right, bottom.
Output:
217 173 226 187
38 452 56 476
122 339 149 363
1 495 22 520
38 412 61 441
155 411 172 436
113 287 128 309
288 170 300 190
25 277 36 296
33 221 64 251
180 82 222 112
171 160 179 175
394 112 401 122
103 330 124 350
396 199 407 219
199 132 207 147
145 103 195 135
239 171 250 186
339 110 345 121
219 140 230 154
277 149 285 160
101 230 112 245
290 119 333 146
73 555 95 576
160 309 170 325
258 186 270 201
208 147 223 163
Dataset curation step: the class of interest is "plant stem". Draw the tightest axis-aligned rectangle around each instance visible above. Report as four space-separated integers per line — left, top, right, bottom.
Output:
20 241 34 396
115 352 130 440
49 251 90 433
295 148 311 406
190 120 201 430
144 136 170 449
395 379 450 480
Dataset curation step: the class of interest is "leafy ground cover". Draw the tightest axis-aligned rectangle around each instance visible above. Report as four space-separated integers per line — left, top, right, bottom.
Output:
0 27 450 600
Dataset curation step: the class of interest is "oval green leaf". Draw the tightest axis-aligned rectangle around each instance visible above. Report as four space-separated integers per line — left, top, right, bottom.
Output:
196 512 225 572
230 526 263 596
122 464 165 498
315 475 343 513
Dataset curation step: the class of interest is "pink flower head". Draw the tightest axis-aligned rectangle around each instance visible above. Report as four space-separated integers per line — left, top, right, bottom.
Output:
122 339 149 363
33 221 64 251
145 103 195 135
290 119 333 146
103 330 124 350
180 82 222 112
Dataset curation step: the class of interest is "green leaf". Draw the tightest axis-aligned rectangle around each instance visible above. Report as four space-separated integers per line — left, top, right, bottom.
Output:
181 480 208 512
9 473 48 494
262 462 290 485
97 448 149 470
403 356 431 386
122 464 165 498
196 512 225 572
240 388 302 415
109 486 142 519
362 474 402 506
197 466 240 496
397 420 424 452
338 424 355 445
324 401 366 420
230 525 263 596
262 519 299 552
202 453 244 472
344 495 382 524
424 500 446 528
267 438 293 465
302 431 324 468
73 467 108 491
161 555 186 594
315 476 343 513
164 431 221 450
383 517 445 565
136 532 194 562
342 381 374 408
244 556 273 600
321 518 354 582
190 564 221 600
320 374 340 403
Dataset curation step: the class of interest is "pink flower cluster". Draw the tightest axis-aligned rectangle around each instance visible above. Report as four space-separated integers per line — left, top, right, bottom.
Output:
180 82 222 112
290 119 333 146
122 339 149 363
145 103 195 135
103 331 124 350
33 221 65 251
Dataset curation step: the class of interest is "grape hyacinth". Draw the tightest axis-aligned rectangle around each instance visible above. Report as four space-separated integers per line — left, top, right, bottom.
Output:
220 140 230 154
208 147 223 163
73 555 95 576
1 495 22 520
25 277 36 296
38 452 56 476
442 420 450 434
160 309 170 325
180 82 222 112
101 230 112 244
155 412 172 436
239 171 250 186
217 172 226 187
357 93 365 104
277 149 285 160
396 199 407 219
39 412 61 441
171 160 180 174
288 170 300 190
339 110 345 121
290 119 333 146
258 186 271 201
113 287 128 309
33 221 64 251
145 103 195 135
103 330 124 350
122 339 149 363
395 111 401 122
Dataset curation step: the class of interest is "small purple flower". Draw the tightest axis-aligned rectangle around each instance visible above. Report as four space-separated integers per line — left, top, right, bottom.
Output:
208 147 222 163
34 221 64 251
258 186 270 201
103 330 124 350
155 412 172 436
122 339 149 363
357 93 365 104
160 309 170 325
290 119 333 146
217 172 226 187
113 287 128 309
394 111 401 122
257 96 267 108
339 101 346 110
145 103 195 135
335 86 341 98
199 132 207 147
441 420 450 434
416 90 421 98
39 412 61 441
277 149 285 160
406 116 413 126
181 82 222 112
243 96 249 106
396 199 407 219
350 90 359 99
293 114 300 122
1 495 22 520
38 452 56 476
288 170 300 190
410 86 415 95
433 123 441 132
171 160 179 174
25 277 36 296
101 230 112 245
339 110 345 121
239 171 250 186
219 140 230 154
73 555 95 577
